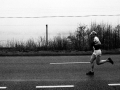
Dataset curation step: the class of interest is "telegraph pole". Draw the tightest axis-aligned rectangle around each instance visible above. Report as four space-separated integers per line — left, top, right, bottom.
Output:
46 24 48 47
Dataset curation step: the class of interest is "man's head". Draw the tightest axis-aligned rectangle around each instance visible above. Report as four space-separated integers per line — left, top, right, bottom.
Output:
90 31 97 37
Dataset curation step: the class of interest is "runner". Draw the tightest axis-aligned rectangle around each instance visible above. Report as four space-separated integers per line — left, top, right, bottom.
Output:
86 31 114 75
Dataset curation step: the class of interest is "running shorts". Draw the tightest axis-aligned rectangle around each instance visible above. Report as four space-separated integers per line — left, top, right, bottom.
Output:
93 49 101 56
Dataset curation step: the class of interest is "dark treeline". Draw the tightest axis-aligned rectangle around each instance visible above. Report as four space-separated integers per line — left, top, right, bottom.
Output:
47 23 120 51
1 23 120 52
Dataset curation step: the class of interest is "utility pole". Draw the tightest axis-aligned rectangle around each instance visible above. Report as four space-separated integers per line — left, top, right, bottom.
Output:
46 24 48 47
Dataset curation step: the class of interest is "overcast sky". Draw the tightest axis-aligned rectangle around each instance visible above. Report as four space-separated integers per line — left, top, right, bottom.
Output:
0 0 120 43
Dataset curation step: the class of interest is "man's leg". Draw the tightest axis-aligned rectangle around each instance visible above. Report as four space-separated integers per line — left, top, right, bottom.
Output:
90 54 96 72
86 54 96 75
96 55 114 65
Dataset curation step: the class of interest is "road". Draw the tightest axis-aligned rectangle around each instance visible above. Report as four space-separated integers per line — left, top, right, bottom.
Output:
0 55 119 90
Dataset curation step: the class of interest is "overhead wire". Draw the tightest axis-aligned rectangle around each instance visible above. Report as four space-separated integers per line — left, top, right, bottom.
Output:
0 14 120 18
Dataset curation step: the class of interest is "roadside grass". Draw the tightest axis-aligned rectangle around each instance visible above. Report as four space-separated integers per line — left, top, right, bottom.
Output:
0 50 120 56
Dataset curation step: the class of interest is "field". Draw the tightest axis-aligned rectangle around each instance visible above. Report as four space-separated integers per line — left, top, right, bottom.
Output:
0 55 119 90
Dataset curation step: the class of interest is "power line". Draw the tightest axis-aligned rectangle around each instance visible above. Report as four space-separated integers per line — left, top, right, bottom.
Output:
0 14 120 18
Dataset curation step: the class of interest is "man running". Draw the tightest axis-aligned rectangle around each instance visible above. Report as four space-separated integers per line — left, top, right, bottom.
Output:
86 31 114 75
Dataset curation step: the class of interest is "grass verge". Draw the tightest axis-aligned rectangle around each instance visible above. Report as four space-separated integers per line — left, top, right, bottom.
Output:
0 50 120 56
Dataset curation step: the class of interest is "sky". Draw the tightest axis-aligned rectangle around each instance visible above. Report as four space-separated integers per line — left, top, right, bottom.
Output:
0 0 120 44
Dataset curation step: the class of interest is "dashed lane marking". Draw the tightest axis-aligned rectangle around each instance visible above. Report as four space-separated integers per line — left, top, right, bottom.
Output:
36 85 74 88
50 62 90 64
0 87 7 89
108 83 120 86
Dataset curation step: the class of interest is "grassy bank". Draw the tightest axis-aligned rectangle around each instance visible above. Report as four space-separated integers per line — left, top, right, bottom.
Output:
0 50 120 56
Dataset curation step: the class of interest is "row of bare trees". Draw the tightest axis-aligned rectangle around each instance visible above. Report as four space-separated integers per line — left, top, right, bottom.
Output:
68 23 120 51
1 23 120 51
47 23 120 51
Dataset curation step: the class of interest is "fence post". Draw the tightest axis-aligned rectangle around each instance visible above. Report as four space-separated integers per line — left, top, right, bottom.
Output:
46 24 48 48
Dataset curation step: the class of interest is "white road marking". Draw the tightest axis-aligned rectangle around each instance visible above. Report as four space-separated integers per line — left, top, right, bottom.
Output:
0 87 7 89
108 83 120 86
50 62 90 64
36 85 74 88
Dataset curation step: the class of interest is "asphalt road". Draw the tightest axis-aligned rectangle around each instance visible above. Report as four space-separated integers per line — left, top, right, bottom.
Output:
0 55 119 90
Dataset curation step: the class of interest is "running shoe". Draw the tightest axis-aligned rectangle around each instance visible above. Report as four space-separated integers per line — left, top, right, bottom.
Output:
86 71 94 75
108 57 114 64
